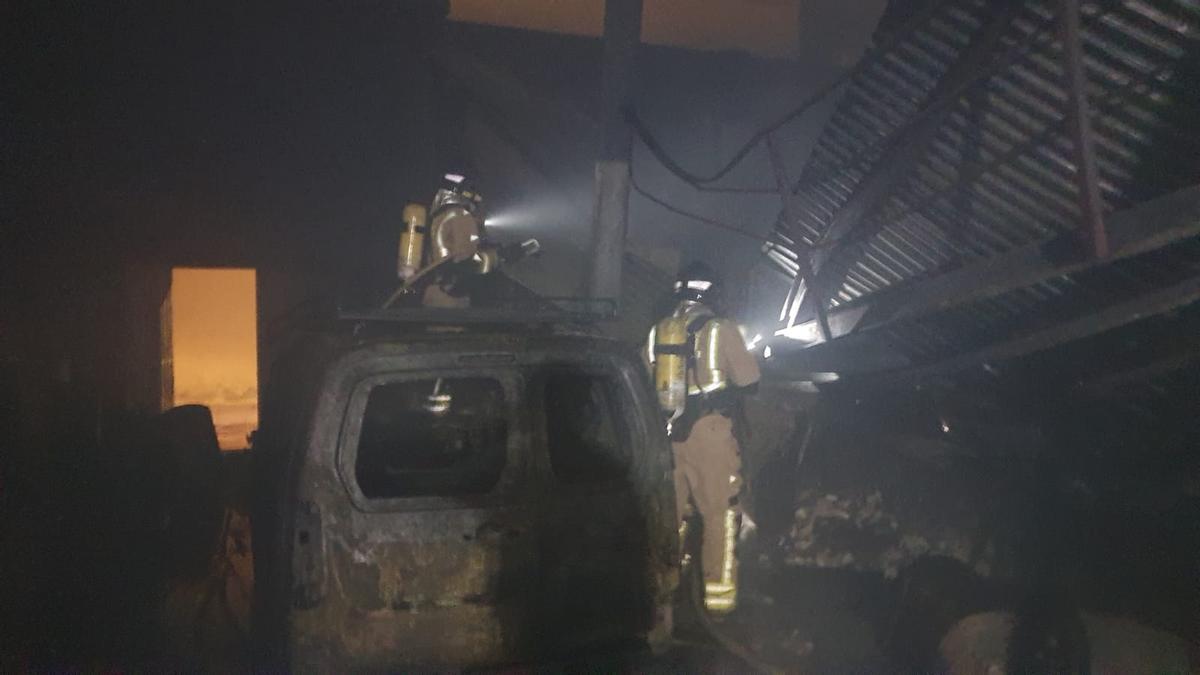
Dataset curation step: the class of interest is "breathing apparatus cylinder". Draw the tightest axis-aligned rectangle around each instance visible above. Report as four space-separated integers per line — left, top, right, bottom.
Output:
398 203 428 280
653 314 690 422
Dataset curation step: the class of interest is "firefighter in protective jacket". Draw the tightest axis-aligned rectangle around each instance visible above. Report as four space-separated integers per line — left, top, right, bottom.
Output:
647 262 760 614
392 172 539 308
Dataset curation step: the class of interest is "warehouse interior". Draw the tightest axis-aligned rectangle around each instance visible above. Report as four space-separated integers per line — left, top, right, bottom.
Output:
4 0 1199 671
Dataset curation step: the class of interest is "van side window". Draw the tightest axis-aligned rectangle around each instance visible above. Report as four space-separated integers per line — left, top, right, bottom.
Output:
543 371 631 483
355 378 507 498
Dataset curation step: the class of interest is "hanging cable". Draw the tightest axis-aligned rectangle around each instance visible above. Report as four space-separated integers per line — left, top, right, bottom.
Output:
630 167 843 251
634 0 1119 206
629 169 771 244
624 0 952 189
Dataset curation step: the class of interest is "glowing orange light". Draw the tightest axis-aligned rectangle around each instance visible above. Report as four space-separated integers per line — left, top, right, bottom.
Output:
169 268 258 451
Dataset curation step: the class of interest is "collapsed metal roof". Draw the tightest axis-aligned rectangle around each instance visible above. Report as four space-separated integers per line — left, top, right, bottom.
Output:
756 0 1200 381
438 0 1199 387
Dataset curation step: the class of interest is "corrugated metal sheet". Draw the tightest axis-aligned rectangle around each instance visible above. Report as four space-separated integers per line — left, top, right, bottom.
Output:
768 0 1200 363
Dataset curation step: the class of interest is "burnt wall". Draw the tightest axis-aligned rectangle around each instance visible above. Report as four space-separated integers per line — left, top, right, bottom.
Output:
5 2 451 440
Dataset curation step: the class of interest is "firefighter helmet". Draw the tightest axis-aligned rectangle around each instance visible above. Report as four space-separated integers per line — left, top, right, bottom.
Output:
674 262 722 306
431 172 484 219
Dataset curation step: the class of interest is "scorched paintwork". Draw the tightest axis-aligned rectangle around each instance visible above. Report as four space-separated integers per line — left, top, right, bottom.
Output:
252 321 678 671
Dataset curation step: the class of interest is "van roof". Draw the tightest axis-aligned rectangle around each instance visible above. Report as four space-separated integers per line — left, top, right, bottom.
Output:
335 305 608 327
276 305 619 351
265 301 617 348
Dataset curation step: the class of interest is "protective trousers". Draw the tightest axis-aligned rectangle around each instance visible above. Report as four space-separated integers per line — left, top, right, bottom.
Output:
673 412 741 613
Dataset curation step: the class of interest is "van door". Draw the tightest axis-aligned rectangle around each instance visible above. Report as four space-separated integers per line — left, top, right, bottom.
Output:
527 362 672 658
289 370 537 670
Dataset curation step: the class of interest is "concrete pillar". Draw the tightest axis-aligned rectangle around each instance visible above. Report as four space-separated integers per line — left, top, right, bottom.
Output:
588 0 642 310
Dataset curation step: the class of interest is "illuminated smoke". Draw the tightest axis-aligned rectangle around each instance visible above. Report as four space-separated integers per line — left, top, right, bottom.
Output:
169 268 258 451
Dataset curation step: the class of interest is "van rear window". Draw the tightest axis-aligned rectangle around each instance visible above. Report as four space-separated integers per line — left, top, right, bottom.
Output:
543 371 632 484
355 377 507 498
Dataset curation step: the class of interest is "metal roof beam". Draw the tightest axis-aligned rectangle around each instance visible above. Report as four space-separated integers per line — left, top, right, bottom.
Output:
883 270 1200 383
789 183 1200 343
1075 348 1200 398
787 1 1022 326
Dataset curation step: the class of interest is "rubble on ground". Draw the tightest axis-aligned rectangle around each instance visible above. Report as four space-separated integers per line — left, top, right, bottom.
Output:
785 488 993 578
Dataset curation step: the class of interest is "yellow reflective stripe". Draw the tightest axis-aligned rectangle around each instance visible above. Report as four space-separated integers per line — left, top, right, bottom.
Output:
721 507 737 586
705 595 736 612
707 322 720 373
704 584 736 613
702 507 739 614
705 321 727 390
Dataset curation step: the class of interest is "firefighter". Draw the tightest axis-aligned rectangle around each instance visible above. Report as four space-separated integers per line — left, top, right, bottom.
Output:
418 173 488 308
647 262 760 614
391 173 538 308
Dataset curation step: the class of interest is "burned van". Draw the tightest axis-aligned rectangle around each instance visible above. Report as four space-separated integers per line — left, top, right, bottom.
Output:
251 309 679 671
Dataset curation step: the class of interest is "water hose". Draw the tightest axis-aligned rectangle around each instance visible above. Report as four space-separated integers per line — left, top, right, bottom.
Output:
676 522 788 675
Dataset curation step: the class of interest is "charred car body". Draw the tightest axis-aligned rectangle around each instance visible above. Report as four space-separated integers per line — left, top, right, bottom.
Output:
251 309 678 670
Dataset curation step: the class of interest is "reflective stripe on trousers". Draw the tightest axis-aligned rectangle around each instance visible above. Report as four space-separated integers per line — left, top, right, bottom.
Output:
672 413 742 614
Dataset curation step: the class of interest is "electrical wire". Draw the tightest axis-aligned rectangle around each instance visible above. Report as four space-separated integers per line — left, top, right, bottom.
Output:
628 1 1065 286
632 0 1131 328
629 170 773 244
635 0 1118 213
630 151 841 249
625 0 952 189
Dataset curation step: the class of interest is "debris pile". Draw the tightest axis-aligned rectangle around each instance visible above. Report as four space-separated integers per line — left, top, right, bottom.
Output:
785 489 991 578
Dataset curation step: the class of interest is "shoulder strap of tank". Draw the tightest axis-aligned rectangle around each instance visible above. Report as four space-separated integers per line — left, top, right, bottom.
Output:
686 314 713 335
682 315 715 387
670 314 719 440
